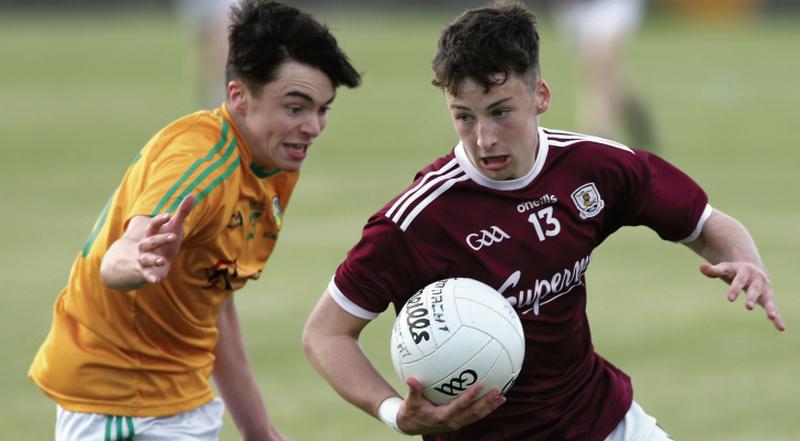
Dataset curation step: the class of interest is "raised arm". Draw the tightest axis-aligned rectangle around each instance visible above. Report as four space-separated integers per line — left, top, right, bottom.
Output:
100 195 194 291
685 208 785 331
302 290 506 435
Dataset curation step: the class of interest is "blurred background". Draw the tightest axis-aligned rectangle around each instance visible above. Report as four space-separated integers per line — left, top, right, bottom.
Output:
1 0 798 439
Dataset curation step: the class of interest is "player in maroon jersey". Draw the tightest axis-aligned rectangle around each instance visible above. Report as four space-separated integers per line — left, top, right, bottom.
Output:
302 1 784 440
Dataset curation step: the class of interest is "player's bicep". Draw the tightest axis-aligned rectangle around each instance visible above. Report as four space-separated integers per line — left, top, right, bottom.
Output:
306 290 371 340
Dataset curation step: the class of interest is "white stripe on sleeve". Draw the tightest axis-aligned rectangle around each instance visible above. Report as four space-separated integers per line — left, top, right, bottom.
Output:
679 204 713 243
327 276 380 320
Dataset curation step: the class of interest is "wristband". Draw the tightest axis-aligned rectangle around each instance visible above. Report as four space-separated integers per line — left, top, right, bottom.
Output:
378 396 407 435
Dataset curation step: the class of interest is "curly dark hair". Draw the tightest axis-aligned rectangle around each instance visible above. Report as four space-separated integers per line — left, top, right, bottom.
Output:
432 0 540 96
226 0 361 95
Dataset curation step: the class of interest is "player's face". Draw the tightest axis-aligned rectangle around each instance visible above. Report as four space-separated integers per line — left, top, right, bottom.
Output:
227 60 336 172
445 74 550 180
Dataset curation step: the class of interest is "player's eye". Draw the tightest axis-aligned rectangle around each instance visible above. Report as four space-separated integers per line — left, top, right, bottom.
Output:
286 105 304 116
455 113 474 124
492 108 511 119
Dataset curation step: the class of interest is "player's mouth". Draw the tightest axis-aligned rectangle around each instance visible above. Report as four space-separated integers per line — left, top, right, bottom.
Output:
283 143 309 161
480 155 510 171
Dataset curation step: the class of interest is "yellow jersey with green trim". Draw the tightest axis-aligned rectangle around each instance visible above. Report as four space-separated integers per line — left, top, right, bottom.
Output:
29 104 298 417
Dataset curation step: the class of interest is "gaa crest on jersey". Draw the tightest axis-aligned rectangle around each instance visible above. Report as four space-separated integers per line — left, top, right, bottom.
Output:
571 182 604 219
227 211 243 229
271 196 283 231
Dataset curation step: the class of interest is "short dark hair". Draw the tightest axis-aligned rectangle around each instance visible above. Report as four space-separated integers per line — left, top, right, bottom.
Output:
226 0 361 94
432 0 540 96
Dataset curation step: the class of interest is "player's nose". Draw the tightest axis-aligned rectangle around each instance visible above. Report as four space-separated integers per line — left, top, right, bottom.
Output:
476 121 498 150
300 115 323 138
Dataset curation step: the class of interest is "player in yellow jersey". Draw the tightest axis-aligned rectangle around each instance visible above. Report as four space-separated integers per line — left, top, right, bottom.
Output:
29 1 360 440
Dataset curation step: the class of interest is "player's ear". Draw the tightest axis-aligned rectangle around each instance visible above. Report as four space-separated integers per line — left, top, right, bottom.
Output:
535 79 550 115
227 80 248 114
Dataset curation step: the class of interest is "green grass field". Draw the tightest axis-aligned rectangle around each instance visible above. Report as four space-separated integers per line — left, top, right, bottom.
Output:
1 6 798 440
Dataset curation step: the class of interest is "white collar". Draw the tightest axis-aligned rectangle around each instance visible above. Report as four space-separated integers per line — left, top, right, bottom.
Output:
453 126 549 191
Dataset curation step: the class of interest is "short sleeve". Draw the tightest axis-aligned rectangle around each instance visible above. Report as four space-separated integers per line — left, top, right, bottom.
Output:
126 140 234 240
331 216 435 319
623 150 709 242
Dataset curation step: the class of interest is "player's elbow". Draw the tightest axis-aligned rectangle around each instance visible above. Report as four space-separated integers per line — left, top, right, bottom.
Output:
303 291 368 366
302 310 335 368
301 318 320 362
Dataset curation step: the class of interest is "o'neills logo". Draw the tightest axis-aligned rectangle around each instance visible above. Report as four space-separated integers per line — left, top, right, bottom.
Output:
466 226 510 251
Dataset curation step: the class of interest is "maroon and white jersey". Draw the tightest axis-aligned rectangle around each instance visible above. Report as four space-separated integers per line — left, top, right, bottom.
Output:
330 128 711 441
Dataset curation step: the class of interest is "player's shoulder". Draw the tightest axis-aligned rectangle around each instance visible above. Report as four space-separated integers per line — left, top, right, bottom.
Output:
378 150 467 233
543 127 636 156
542 127 646 169
413 151 459 180
141 109 243 196
149 109 230 158
164 110 228 153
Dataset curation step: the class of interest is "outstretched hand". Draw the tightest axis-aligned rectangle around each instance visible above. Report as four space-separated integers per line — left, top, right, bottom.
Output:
137 195 195 284
396 377 506 435
700 262 785 331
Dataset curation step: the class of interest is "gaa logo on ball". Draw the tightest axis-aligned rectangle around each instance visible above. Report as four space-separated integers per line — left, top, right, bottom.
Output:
390 278 525 404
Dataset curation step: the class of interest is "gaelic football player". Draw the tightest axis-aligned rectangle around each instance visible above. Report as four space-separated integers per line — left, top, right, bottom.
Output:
29 1 360 440
303 1 783 440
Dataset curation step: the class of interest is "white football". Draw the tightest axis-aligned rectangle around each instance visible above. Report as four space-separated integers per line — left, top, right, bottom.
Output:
390 277 525 405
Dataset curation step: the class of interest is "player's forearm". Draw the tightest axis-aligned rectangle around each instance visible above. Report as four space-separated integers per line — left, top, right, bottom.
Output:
100 237 149 291
687 209 764 267
303 329 399 418
213 299 276 440
213 358 274 440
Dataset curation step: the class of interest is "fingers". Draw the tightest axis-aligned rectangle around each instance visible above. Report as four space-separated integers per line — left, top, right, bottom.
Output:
443 385 504 431
457 386 504 417
400 378 504 434
138 253 165 268
703 262 757 304
448 382 485 412
771 312 786 332
739 275 785 331
473 387 505 413
135 197 194 286
760 293 786 331
166 194 195 230
141 269 163 285
404 377 425 410
143 213 171 238
755 293 785 332
478 387 506 415
138 248 170 284
398 377 430 434
138 232 178 253
136 232 178 285
708 262 785 332
727 267 749 304
743 276 763 310
700 262 733 284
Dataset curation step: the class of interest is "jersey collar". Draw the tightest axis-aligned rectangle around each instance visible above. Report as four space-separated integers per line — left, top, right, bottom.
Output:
454 127 549 191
